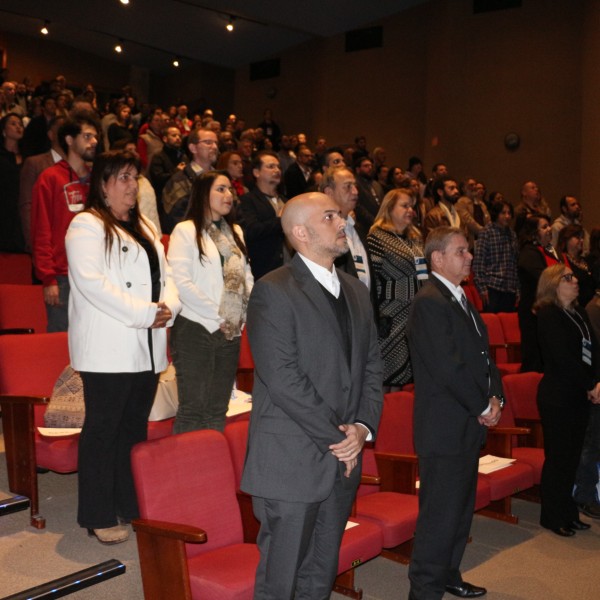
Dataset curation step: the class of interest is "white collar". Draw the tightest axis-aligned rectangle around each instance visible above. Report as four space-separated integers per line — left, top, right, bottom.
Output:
298 253 340 298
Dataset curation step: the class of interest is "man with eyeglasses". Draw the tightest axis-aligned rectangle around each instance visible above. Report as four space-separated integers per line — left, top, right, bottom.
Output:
161 128 218 234
31 111 100 331
238 151 288 280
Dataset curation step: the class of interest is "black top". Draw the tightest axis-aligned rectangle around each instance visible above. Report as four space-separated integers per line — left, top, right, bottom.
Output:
119 220 160 302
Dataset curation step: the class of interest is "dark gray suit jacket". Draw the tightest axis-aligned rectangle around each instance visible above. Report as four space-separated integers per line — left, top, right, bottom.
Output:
407 275 503 457
241 253 383 503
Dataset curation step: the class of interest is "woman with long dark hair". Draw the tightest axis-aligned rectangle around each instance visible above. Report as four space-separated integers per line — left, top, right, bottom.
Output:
66 150 180 544
168 170 253 433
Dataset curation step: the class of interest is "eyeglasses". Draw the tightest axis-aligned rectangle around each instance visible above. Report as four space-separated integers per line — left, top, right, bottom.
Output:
198 139 218 146
561 273 576 282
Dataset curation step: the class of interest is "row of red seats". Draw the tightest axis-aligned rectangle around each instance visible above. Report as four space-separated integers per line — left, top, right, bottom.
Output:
130 372 544 599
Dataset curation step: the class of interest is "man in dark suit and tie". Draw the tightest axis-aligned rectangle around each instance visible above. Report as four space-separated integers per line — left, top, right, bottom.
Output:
407 227 503 599
241 192 383 599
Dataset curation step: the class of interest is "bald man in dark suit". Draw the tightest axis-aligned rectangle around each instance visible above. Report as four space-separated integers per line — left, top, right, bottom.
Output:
242 192 383 599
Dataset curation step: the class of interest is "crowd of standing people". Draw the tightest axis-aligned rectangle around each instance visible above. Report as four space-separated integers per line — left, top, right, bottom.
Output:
2 73 600 599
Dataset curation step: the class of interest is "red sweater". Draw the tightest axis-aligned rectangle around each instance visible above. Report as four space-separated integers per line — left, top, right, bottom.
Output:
31 160 90 286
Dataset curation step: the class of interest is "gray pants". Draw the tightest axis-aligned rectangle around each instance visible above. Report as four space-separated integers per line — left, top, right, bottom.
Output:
171 315 240 433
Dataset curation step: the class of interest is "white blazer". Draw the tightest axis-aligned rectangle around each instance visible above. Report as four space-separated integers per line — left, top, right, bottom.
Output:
167 220 253 333
66 211 181 373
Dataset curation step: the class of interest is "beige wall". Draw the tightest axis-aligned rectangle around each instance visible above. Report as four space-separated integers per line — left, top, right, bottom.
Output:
234 0 596 226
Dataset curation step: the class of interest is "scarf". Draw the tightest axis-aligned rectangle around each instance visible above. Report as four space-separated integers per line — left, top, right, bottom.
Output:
207 220 249 340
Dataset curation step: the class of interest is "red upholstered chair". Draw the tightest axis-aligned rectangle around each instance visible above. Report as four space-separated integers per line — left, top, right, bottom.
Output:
492 400 543 493
462 278 483 312
479 312 520 375
355 445 419 563
497 312 522 363
0 284 47 334
0 332 74 528
0 333 174 529
0 252 32 284
375 391 494 513
502 372 544 448
236 327 254 392
224 420 383 599
132 430 259 600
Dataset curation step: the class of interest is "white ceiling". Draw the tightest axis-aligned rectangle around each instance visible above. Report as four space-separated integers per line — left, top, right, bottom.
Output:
0 0 428 73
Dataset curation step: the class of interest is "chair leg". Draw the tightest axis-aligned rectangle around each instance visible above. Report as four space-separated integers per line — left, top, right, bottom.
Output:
333 569 363 599
381 538 414 564
0 398 44 528
478 497 519 524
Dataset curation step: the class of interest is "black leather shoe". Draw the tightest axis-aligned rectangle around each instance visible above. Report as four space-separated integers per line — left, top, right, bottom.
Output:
548 526 575 537
445 582 487 598
570 519 590 530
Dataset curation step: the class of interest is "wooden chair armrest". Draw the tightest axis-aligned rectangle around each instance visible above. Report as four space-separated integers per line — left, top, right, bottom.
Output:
0 394 48 406
360 473 381 486
374 451 419 495
0 328 35 335
133 518 205 599
488 426 531 436
132 518 207 543
484 426 530 458
0 394 49 527
514 417 544 448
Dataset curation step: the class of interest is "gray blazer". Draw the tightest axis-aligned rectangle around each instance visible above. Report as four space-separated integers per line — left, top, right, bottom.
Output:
241 253 383 503
407 276 503 457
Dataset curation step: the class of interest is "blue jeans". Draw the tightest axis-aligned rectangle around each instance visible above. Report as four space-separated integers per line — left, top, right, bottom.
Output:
171 315 241 433
574 404 600 505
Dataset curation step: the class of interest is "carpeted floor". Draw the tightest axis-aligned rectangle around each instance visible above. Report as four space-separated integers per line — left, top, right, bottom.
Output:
1 429 600 599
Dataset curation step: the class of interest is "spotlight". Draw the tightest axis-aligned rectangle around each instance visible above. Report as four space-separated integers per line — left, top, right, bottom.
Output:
173 57 180 68
115 40 123 53
41 20 50 35
226 16 235 32
120 0 130 5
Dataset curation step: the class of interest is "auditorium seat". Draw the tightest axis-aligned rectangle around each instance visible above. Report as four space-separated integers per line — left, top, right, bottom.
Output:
0 284 47 334
0 252 32 285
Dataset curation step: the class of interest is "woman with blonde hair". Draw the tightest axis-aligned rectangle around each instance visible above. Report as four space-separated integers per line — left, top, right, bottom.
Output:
367 188 427 389
535 263 600 536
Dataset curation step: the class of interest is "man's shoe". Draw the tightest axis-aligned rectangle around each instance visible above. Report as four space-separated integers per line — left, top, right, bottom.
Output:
578 502 600 519
547 526 575 537
570 519 591 530
445 582 487 598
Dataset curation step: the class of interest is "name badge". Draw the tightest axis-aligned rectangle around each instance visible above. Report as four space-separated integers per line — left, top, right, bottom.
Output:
583 338 592 366
415 256 428 280
353 254 366 275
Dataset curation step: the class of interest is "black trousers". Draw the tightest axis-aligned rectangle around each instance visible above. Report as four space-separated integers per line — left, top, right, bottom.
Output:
539 401 589 529
409 449 479 600
77 370 159 529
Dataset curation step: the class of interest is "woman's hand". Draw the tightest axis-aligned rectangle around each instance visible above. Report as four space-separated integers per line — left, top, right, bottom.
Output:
151 302 172 328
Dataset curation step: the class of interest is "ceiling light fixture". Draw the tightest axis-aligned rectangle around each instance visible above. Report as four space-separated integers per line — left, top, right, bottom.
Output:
172 57 180 68
120 0 130 5
40 20 50 35
114 40 123 53
226 16 235 32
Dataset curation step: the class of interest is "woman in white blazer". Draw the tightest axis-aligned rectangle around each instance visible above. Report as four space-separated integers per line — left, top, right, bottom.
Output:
168 170 253 433
66 150 180 545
